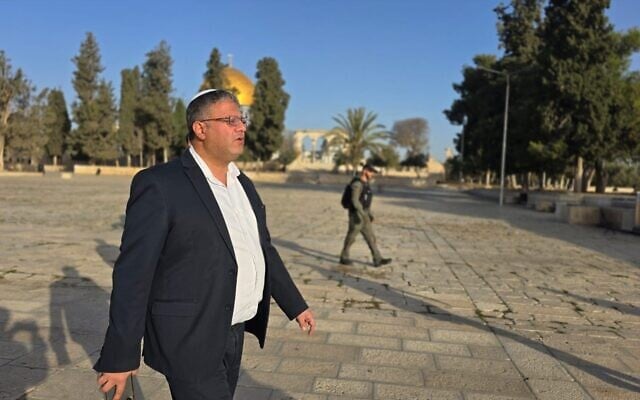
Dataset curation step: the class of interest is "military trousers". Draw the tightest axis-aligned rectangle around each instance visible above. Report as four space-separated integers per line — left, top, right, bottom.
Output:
340 209 382 263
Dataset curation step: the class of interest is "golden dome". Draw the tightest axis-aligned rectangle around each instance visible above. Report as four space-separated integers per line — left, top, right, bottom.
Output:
221 67 254 107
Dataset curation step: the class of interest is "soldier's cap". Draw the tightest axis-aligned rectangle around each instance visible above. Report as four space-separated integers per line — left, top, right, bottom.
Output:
363 162 379 173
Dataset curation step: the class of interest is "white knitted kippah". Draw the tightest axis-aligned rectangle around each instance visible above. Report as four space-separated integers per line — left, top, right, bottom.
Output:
188 89 218 105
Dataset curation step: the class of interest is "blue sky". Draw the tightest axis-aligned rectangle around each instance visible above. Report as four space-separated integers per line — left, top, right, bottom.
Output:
1 0 638 161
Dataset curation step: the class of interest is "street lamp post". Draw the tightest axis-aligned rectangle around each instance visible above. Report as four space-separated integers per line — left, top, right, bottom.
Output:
477 66 510 207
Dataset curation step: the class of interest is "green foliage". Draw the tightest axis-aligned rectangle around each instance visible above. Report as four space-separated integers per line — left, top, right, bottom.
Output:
44 89 70 162
446 0 640 190
0 50 32 170
6 89 49 164
277 133 298 171
118 67 143 164
139 41 174 163
200 48 228 90
330 107 388 171
495 0 549 176
391 118 429 157
171 98 187 154
368 145 400 169
606 159 640 188
401 153 428 168
69 33 118 163
246 57 289 162
444 55 505 176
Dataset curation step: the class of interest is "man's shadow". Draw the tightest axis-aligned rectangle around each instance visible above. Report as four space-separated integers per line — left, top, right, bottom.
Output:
49 266 110 367
49 265 148 399
0 307 48 398
273 237 640 394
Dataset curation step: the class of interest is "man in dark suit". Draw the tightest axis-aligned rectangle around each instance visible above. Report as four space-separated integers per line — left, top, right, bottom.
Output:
95 89 316 400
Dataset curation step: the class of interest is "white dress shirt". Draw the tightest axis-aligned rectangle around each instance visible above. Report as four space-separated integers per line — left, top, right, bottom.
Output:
189 146 266 325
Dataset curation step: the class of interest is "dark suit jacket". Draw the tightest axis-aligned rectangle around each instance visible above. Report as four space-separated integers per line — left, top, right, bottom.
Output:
94 151 308 382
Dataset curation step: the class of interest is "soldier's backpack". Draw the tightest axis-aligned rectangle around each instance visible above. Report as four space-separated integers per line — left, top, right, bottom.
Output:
340 178 359 209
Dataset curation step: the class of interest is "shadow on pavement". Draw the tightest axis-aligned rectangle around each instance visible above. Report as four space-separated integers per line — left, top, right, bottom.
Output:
0 307 48 399
49 266 148 399
543 287 640 317
273 238 640 394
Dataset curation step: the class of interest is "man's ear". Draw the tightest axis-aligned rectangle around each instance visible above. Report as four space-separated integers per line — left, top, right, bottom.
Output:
192 121 205 140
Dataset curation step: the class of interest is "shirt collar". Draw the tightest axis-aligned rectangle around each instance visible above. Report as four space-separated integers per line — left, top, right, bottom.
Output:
189 146 240 186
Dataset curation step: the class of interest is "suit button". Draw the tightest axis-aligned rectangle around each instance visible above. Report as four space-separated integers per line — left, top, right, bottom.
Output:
228 269 234 276
225 305 232 311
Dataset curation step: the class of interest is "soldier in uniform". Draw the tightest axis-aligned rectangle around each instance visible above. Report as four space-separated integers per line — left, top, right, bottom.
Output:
339 163 392 267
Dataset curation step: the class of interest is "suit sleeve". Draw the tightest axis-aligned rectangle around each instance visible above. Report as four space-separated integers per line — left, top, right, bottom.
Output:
94 170 169 372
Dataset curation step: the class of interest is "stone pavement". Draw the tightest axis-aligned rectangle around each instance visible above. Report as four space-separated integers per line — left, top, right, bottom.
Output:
0 175 639 400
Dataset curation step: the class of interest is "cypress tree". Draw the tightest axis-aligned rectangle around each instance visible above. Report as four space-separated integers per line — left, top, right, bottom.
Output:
539 0 619 192
119 67 143 166
246 57 290 162
70 32 117 163
140 41 173 164
200 48 228 90
44 89 70 165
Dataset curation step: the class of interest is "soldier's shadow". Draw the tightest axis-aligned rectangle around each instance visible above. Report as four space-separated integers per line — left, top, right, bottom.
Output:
273 237 640 394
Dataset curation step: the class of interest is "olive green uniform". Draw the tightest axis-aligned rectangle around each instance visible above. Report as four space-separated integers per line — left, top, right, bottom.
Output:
339 179 383 263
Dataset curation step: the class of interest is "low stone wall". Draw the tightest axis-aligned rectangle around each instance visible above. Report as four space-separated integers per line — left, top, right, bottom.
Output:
73 165 143 176
528 191 638 232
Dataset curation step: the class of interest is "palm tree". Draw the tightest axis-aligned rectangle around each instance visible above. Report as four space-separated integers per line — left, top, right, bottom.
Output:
329 107 388 172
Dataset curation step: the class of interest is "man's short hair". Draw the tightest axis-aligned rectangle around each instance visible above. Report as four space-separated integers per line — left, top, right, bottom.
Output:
186 89 240 141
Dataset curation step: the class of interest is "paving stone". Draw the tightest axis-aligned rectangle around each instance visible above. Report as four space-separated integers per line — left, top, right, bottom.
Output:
360 348 436 368
328 333 401 349
277 358 340 377
313 378 373 398
241 354 282 372
463 393 534 400
434 355 521 378
338 363 423 386
430 329 500 346
403 339 470 356
374 383 462 399
357 322 430 340
422 371 532 398
279 342 359 362
467 344 510 360
240 371 315 393
527 378 591 400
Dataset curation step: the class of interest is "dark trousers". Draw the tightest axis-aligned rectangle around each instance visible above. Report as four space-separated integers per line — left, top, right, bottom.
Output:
166 323 245 400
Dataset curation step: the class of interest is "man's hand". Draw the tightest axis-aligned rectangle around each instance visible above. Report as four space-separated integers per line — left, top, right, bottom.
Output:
98 370 137 400
295 308 316 335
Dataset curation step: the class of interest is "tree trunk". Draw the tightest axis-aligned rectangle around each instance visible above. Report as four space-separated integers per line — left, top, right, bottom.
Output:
163 147 168 163
126 153 131 167
584 168 595 192
484 169 491 187
0 133 4 171
574 157 583 193
595 159 607 194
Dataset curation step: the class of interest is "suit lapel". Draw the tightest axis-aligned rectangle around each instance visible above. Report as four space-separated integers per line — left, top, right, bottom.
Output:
238 173 268 243
181 151 236 260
